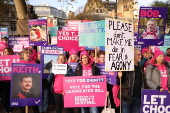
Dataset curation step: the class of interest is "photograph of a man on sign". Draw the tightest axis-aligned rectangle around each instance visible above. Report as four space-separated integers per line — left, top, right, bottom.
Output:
139 18 164 39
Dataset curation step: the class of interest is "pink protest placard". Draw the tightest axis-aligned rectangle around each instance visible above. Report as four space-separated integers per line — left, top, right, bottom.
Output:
63 76 107 107
51 36 57 45
57 30 85 51
0 55 20 80
62 26 70 31
67 20 81 31
13 45 23 52
0 41 7 51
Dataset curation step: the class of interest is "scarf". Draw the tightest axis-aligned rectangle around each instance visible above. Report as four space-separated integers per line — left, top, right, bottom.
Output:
142 29 158 39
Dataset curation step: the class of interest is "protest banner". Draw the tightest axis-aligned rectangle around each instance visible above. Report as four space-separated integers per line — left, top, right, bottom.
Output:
67 20 81 31
79 20 105 46
137 7 168 46
13 45 23 52
141 89 170 113
0 27 8 38
8 37 29 48
57 30 85 51
0 55 20 80
29 19 48 46
97 63 117 85
50 27 58 37
41 46 64 78
63 76 107 107
52 64 67 74
50 26 58 45
68 63 78 72
10 63 42 107
0 41 7 51
105 19 134 71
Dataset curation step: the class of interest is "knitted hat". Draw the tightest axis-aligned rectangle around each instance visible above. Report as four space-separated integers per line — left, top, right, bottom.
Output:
154 50 164 58
69 48 78 56
80 51 89 59
142 47 149 54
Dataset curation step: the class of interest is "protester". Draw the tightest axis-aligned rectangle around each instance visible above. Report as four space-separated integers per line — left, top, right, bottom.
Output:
90 50 96 62
97 52 105 63
116 49 145 113
68 49 80 63
18 48 39 113
164 48 170 62
146 50 170 92
140 19 160 39
140 47 152 73
47 54 74 113
18 48 36 64
36 53 50 113
74 51 99 113
1 48 14 113
2 36 8 43
3 47 14 56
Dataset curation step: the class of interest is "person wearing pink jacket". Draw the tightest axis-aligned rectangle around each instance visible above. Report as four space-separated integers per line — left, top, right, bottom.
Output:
18 48 36 64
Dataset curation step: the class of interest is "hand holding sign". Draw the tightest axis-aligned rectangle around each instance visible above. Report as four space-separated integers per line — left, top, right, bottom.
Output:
118 72 122 78
160 88 164 92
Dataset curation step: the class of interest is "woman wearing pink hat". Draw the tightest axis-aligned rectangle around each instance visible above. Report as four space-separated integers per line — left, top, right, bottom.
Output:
146 50 170 92
68 49 80 63
74 51 99 113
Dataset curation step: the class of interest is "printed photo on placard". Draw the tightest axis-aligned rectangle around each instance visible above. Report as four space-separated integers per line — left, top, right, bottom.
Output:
11 73 41 99
137 7 168 46
43 55 58 73
41 46 64 78
29 19 48 46
47 17 54 27
139 18 164 39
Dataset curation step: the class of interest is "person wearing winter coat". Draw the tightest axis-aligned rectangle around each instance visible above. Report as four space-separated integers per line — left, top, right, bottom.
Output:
47 54 74 113
74 51 99 113
146 50 170 92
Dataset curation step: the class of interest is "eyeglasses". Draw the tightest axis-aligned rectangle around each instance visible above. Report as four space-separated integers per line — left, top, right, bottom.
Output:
135 54 142 56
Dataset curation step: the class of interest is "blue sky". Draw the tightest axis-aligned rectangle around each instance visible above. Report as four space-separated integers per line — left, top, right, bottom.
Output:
28 0 167 13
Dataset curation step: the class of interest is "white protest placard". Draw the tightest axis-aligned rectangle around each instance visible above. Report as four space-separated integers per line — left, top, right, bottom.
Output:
105 19 134 71
52 64 67 74
13 45 23 52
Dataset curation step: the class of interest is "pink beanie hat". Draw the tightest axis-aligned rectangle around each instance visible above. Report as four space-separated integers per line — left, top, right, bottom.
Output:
69 48 78 56
80 51 89 59
154 50 164 58
142 47 149 54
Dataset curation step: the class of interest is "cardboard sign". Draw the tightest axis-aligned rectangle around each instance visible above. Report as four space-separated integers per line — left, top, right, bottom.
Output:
52 64 67 74
105 19 134 71
141 89 170 113
79 20 105 46
29 19 48 46
137 7 168 46
10 63 42 107
8 37 29 48
57 30 84 51
13 45 23 52
0 55 20 80
51 36 57 45
63 76 107 107
41 46 64 78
